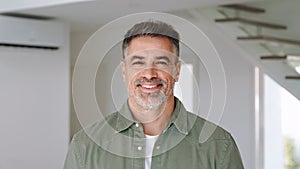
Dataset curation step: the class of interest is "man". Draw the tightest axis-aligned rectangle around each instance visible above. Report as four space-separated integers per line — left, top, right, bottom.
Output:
64 20 244 169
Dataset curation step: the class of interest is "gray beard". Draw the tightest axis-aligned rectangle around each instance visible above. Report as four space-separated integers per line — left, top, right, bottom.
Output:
134 91 168 110
133 86 175 110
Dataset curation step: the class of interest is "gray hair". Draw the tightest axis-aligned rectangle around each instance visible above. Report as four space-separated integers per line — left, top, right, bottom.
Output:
122 20 180 59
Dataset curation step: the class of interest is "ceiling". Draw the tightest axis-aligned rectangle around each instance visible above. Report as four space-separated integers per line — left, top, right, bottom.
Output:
3 0 259 32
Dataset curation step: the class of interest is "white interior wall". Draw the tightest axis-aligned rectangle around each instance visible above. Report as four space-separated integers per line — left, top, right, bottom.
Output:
70 13 255 169
0 20 70 169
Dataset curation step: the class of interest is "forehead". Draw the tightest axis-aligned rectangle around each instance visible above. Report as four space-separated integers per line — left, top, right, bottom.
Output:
126 36 174 57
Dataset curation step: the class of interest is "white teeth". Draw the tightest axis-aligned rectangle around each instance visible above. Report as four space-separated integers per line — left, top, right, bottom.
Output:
142 85 156 89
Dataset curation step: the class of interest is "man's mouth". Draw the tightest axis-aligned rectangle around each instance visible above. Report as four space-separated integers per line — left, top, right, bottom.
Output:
141 84 162 89
137 83 163 92
134 78 165 93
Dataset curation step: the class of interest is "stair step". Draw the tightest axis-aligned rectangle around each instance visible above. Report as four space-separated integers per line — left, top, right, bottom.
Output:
220 4 265 13
261 55 300 60
215 17 287 30
237 35 300 46
285 76 300 80
260 55 287 60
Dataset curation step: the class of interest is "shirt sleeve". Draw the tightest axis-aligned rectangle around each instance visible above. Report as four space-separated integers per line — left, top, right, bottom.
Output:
219 134 245 169
63 136 84 169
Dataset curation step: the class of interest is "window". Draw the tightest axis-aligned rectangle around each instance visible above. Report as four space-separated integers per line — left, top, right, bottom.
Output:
261 74 300 169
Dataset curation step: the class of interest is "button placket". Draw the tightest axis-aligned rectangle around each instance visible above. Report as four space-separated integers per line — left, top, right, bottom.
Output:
132 123 145 158
152 134 162 156
132 124 146 169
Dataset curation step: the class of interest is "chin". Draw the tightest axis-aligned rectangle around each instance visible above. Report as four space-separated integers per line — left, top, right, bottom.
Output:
134 92 167 110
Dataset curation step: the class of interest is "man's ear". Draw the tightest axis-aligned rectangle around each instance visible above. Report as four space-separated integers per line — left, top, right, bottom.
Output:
120 59 126 81
175 60 181 82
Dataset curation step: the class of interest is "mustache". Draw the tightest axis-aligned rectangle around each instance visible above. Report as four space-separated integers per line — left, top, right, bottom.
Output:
134 77 166 86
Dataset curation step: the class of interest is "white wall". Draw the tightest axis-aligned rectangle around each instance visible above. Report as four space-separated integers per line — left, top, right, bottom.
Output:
0 19 70 169
70 13 255 169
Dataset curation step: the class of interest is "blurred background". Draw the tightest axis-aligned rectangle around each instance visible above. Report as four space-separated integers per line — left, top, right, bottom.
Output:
0 0 300 169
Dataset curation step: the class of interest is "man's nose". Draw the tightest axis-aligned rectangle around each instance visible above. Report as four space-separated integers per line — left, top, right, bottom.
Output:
141 67 158 79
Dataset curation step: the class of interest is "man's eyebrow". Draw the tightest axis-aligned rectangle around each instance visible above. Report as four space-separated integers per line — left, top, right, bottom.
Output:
155 56 170 63
130 55 145 62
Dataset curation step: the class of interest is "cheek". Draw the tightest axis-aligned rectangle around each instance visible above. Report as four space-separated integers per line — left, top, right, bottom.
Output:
123 74 134 90
164 67 177 79
160 74 176 87
125 73 138 88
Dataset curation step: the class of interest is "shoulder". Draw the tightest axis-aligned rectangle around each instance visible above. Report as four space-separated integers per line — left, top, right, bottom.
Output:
186 112 235 144
187 113 244 168
71 112 120 145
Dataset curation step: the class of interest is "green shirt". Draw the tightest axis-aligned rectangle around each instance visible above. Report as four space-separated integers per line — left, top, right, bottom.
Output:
64 98 244 169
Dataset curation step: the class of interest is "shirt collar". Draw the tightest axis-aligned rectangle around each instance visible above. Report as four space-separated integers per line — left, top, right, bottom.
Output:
115 100 136 132
165 97 189 135
115 97 190 135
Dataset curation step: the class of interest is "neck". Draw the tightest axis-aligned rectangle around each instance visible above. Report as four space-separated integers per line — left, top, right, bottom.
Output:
128 96 175 136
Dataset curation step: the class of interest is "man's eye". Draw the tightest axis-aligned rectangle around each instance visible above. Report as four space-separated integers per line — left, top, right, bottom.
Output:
132 61 144 65
156 61 167 65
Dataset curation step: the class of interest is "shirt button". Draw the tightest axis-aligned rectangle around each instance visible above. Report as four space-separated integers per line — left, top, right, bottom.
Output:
156 146 160 150
135 123 139 127
137 146 142 151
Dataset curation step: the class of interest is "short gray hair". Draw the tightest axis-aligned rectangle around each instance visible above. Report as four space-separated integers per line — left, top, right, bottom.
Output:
122 20 180 59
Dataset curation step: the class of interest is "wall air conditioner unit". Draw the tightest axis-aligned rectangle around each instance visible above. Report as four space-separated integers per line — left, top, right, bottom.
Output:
0 15 65 50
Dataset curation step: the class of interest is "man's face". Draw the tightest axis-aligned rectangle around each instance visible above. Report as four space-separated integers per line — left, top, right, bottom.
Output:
121 36 181 111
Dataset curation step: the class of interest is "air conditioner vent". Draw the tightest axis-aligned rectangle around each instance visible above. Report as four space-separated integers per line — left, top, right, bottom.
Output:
0 15 64 49
0 12 54 20
0 43 59 50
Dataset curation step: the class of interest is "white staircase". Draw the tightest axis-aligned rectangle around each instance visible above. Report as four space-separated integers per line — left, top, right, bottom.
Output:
194 1 300 100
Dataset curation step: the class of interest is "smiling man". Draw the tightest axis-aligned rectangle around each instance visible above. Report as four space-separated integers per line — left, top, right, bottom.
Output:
121 35 181 134
64 20 245 169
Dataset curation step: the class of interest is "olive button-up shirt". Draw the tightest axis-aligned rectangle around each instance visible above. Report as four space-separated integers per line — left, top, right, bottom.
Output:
64 98 244 169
